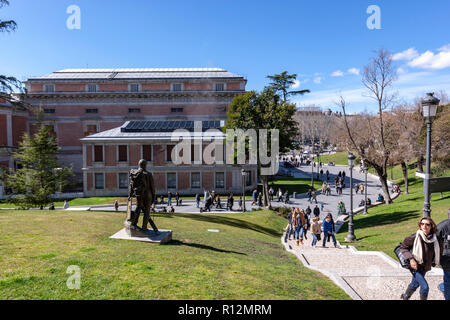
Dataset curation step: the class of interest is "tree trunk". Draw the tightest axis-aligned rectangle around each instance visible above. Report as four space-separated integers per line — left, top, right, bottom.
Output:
373 167 392 204
261 174 271 209
417 155 424 172
401 161 408 194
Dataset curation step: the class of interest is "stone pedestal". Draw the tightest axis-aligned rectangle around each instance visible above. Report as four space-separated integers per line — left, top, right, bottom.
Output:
110 228 172 244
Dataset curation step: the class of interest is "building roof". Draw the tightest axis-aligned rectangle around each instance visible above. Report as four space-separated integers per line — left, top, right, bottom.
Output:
28 68 245 81
81 120 226 142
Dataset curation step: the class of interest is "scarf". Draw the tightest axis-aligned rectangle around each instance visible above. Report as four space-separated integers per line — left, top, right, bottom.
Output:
412 230 440 266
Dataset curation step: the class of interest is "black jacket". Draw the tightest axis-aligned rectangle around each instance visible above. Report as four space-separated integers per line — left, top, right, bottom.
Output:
399 232 441 274
313 207 320 216
437 219 450 271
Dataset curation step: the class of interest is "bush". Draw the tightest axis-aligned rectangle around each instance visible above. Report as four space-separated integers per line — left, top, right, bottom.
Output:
273 206 291 219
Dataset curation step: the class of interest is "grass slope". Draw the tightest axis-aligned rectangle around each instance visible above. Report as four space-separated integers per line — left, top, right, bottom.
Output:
336 171 449 260
0 210 349 300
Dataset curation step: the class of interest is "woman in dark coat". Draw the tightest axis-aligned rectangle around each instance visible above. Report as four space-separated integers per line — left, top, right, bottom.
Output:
399 217 441 300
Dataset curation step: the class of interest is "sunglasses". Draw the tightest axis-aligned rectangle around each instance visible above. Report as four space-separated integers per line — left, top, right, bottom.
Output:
420 222 431 227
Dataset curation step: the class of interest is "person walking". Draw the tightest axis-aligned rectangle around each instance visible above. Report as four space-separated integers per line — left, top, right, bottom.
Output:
313 205 320 218
302 209 310 240
293 208 306 246
284 208 295 243
359 183 364 194
258 192 263 207
195 193 200 208
306 206 312 219
114 200 119 211
437 209 450 300
399 217 441 300
307 189 312 203
269 187 274 201
322 213 337 248
278 188 283 202
216 195 222 209
167 191 172 206
284 190 290 204
175 192 180 206
64 200 70 210
312 190 318 204
326 183 332 196
227 193 234 211
238 197 243 211
311 217 322 247
355 183 359 194
326 170 330 181
252 189 257 205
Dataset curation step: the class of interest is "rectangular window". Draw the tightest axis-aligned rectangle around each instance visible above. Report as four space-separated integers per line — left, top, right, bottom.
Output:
142 145 152 161
118 173 129 189
215 83 225 91
86 109 98 114
166 145 174 162
191 172 201 189
44 84 55 92
167 172 176 189
172 83 182 91
246 171 252 187
94 145 103 162
215 172 225 189
129 84 140 92
95 173 104 189
128 108 141 113
44 109 55 114
87 84 98 92
118 145 128 162
171 107 183 113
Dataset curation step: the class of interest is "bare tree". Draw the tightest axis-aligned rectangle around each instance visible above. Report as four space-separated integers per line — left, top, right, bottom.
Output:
337 49 398 203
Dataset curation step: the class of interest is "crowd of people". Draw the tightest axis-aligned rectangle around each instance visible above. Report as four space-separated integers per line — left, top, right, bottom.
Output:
284 207 337 248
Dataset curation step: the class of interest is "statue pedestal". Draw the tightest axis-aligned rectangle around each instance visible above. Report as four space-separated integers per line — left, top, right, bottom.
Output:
110 228 172 244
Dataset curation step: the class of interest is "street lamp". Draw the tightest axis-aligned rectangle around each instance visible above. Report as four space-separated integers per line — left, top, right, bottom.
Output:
241 169 247 212
363 166 368 215
421 93 440 218
345 153 357 242
311 155 314 189
316 152 320 180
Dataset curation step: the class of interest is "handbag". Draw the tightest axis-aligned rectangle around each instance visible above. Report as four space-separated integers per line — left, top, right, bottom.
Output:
394 244 411 269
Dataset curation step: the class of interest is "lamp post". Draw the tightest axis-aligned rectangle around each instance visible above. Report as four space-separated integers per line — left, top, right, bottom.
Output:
345 153 357 242
363 166 368 215
241 169 247 212
421 93 440 218
311 155 314 189
317 152 320 180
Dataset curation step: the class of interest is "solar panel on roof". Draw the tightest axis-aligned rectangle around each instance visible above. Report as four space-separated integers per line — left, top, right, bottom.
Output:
120 120 224 133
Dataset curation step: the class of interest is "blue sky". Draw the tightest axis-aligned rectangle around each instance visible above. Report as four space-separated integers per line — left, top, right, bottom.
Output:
1 0 450 112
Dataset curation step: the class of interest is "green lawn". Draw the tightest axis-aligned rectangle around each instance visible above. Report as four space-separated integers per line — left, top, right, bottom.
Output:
269 178 323 195
317 152 349 166
336 170 450 260
0 209 349 300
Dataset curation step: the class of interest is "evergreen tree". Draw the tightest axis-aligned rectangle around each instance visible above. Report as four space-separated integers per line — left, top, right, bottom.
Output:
5 125 73 209
266 71 310 102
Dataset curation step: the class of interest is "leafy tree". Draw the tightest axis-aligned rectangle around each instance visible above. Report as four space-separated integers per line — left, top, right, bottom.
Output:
225 88 299 208
5 125 73 209
266 71 310 102
0 0 26 105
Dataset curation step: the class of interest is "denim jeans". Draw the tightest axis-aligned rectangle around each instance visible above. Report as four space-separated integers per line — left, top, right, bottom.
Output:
408 270 429 297
442 270 450 300
168 199 172 206
295 226 304 240
312 233 318 246
284 224 294 242
196 200 200 208
322 232 336 246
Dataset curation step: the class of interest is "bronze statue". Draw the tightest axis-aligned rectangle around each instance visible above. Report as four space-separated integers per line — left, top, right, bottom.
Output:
126 159 158 234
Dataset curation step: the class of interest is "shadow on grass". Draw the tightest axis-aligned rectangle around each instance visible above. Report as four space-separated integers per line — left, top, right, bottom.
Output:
337 210 420 234
175 213 282 237
167 240 246 255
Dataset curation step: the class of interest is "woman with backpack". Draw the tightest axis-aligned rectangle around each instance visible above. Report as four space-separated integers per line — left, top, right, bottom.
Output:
399 217 441 300
311 217 322 247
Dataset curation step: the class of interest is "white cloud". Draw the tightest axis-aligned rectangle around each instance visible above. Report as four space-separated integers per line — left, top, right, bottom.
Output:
313 77 322 84
331 70 344 77
347 68 360 75
408 48 450 70
397 67 407 75
392 48 419 61
290 79 300 89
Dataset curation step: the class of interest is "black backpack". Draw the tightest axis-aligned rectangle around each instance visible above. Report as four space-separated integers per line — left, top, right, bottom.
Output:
394 244 411 269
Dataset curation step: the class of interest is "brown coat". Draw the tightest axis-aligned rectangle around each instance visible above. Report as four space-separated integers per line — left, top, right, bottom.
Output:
311 221 322 235
399 233 441 273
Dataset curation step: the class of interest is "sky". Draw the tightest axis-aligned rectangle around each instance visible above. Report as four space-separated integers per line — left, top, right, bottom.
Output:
1 0 450 113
